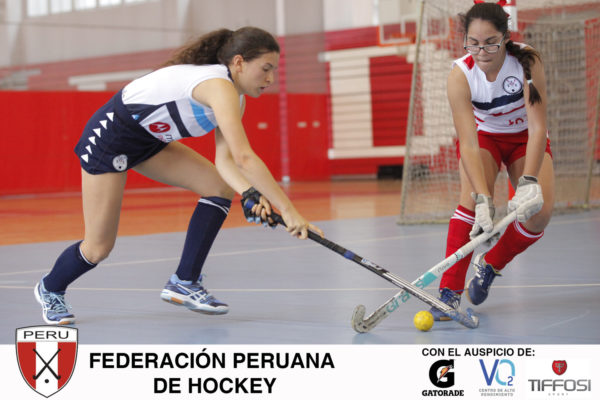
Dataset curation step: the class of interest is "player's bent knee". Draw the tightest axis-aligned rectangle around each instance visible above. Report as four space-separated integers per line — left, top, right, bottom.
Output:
218 186 236 200
200 188 235 201
190 180 235 200
525 207 552 232
80 241 114 264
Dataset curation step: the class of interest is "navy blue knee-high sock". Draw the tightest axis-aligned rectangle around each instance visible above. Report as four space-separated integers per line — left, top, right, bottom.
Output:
175 196 231 282
43 241 97 292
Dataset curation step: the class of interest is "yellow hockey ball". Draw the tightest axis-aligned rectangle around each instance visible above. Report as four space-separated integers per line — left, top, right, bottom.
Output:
414 310 434 332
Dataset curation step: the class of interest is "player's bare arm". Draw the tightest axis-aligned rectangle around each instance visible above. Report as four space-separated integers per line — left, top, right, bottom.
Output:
194 78 322 239
448 66 491 198
522 54 548 178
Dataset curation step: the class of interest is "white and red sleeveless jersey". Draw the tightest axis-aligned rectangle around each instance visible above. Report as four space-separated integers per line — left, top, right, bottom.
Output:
121 64 243 142
453 46 528 134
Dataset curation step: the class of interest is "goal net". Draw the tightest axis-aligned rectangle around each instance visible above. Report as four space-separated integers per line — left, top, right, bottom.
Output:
398 0 600 224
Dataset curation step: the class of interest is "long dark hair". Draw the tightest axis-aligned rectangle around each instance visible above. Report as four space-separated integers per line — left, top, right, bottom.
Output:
163 26 279 67
461 3 542 105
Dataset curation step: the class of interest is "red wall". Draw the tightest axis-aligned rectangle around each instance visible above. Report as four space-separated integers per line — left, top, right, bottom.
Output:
0 91 113 195
370 55 411 147
286 94 330 180
0 91 329 196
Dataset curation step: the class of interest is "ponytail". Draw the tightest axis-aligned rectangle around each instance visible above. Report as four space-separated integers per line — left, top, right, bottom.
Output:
163 29 233 66
505 40 542 105
162 27 279 68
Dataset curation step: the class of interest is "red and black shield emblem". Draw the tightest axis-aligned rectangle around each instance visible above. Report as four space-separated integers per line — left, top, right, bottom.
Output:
552 360 567 376
16 326 78 398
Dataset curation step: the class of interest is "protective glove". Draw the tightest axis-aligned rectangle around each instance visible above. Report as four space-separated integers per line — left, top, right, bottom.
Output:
508 175 543 222
240 187 276 227
470 193 495 239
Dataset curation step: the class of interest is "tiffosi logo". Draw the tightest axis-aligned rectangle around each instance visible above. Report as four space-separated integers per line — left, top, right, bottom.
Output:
528 359 591 396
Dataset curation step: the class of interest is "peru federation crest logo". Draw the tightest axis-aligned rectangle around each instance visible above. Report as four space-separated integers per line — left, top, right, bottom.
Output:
16 326 78 398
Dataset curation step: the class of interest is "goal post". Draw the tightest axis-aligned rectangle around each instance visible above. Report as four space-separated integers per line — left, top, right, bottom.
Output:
398 0 600 224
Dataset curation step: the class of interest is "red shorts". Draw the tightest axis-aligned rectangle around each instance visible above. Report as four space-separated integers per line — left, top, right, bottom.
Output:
456 129 553 169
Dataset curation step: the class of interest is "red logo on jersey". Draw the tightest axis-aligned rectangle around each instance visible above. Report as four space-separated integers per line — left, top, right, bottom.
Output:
149 122 171 133
464 55 475 70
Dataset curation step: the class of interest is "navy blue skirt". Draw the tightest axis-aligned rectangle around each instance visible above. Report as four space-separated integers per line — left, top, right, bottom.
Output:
74 91 168 174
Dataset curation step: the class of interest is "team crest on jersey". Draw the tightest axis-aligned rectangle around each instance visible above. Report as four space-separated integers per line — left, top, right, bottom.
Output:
112 154 128 171
16 326 78 398
503 76 523 94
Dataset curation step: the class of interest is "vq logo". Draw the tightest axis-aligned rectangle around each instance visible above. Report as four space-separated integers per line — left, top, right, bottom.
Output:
15 326 78 398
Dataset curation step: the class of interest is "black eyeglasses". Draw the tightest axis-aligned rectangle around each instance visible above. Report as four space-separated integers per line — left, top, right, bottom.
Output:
464 37 505 55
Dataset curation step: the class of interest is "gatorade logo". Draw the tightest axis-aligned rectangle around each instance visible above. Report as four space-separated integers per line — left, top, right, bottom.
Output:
429 359 455 388
422 359 464 396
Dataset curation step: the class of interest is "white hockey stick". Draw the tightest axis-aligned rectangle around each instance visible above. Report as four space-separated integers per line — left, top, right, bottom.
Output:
351 211 517 333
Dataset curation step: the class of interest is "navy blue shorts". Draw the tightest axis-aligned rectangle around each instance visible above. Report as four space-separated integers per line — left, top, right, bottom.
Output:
74 91 168 174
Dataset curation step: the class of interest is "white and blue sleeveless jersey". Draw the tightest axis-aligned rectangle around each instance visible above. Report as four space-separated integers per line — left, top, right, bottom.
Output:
454 45 528 134
121 64 243 142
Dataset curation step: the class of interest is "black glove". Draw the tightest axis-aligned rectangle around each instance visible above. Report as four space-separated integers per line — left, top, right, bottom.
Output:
240 187 277 227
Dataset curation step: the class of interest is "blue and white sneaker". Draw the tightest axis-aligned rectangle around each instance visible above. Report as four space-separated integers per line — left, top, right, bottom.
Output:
467 253 501 305
160 274 229 315
34 278 75 325
430 288 461 321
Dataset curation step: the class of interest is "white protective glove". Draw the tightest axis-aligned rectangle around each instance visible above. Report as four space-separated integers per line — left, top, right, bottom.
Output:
508 175 544 222
470 193 495 239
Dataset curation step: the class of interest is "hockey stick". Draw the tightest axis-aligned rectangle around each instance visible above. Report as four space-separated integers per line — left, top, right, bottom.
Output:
33 348 61 380
351 210 517 333
244 201 479 329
